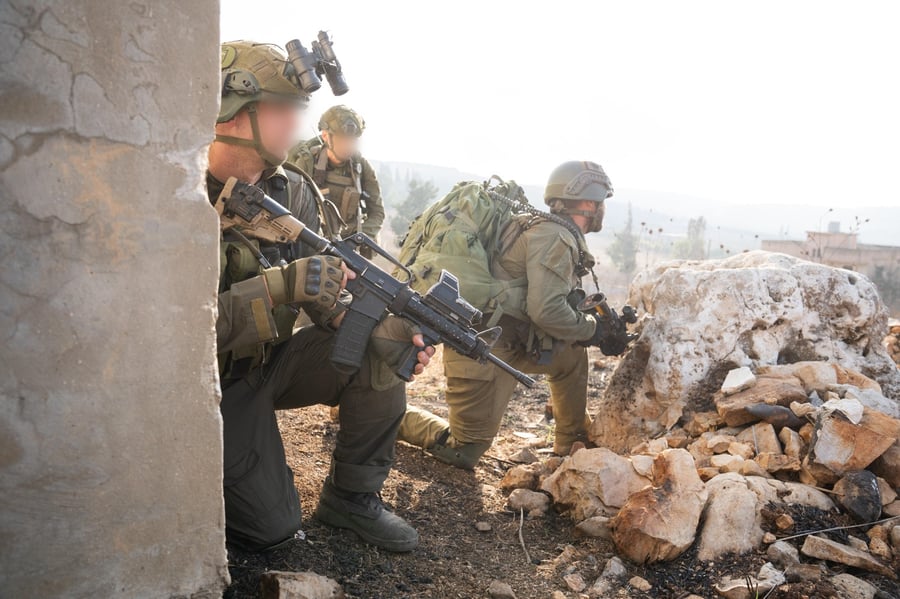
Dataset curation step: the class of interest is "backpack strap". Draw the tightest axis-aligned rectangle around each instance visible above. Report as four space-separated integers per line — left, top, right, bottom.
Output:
485 188 598 289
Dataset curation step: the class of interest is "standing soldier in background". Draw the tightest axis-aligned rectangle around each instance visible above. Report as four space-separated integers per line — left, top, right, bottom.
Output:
399 162 629 469
290 105 385 254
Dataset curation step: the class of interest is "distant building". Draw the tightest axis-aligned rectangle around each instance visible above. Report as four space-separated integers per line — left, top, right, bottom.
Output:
761 222 900 313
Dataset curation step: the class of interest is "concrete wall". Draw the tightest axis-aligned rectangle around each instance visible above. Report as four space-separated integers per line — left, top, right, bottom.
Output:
0 1 228 597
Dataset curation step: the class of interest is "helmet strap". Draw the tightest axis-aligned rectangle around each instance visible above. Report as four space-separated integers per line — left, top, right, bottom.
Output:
552 204 604 233
214 104 284 168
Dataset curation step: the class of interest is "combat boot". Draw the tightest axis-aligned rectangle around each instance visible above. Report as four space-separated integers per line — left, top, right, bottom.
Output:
315 477 419 552
427 429 492 470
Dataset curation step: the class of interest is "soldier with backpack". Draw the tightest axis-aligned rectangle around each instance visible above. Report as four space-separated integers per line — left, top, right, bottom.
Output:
396 161 631 469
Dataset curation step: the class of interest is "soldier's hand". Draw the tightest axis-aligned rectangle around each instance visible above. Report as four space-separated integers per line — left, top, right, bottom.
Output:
578 315 630 356
410 333 436 377
370 316 435 380
598 335 629 357
263 255 350 308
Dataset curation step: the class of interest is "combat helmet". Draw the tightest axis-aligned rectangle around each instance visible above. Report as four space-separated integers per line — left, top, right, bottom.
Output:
217 40 309 166
544 161 613 232
318 105 365 137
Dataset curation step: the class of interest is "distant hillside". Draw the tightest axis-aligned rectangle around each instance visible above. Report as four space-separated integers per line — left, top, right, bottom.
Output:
371 160 898 247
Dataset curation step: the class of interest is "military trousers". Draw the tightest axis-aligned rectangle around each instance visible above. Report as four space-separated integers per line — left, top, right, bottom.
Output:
399 342 591 455
220 325 405 550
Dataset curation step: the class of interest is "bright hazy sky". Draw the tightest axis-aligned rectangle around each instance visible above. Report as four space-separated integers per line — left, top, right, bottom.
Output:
221 0 900 208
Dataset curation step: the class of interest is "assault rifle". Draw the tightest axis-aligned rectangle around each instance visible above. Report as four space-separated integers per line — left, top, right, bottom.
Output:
215 177 536 387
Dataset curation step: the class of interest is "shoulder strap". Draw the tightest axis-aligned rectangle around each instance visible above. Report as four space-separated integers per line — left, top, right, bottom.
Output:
313 146 329 189
285 162 344 241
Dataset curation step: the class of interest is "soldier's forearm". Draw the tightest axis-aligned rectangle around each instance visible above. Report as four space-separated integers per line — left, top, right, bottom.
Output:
216 276 278 353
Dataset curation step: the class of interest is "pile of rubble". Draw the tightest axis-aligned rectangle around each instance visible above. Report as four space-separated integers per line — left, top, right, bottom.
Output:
503 364 900 596
499 252 900 598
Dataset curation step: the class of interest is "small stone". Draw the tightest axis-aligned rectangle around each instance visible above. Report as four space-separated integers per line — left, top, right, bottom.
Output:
833 470 883 523
766 540 799 567
823 397 865 423
508 489 550 514
487 580 516 599
575 515 612 540
800 535 896 578
809 408 900 475
785 563 827 583
697 466 721 481
866 522 893 543
884 500 900 517
551 592 567 599
684 411 723 436
877 476 897 505
500 464 539 491
546 545 579 570
628 575 652 591
563 573 586 593
762 532 777 544
666 431 690 448
727 441 755 460
586 556 627 597
848 536 869 551
646 438 669 454
744 403 806 430
755 452 801 473
890 525 900 550
791 401 819 419
601 556 627 578
800 455 840 486
475 521 492 532
259 571 345 599
509 447 539 464
737 422 782 455
798 422 815 443
778 427 804 459
869 537 892 560
707 434 735 453
830 573 878 599
710 454 743 470
738 460 770 478
867 523 889 543
630 454 655 478
871 443 900 487
714 562 785 599
721 366 757 395
775 513 795 531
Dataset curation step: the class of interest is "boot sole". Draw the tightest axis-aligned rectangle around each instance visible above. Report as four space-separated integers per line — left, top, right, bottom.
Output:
315 501 419 553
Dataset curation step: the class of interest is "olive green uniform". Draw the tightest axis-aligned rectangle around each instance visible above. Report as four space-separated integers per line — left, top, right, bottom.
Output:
289 140 384 239
398 217 597 463
212 166 405 550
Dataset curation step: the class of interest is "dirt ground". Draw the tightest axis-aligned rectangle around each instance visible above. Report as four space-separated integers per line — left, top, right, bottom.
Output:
224 347 900 599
